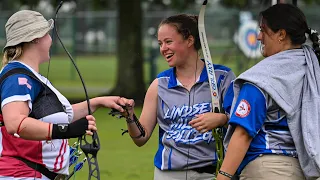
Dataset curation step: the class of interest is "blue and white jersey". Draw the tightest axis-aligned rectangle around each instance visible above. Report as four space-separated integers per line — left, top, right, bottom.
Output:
155 63 235 170
0 61 73 178
229 82 297 174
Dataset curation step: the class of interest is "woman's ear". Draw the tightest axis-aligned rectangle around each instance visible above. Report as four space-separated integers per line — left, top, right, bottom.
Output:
187 35 195 48
278 29 287 42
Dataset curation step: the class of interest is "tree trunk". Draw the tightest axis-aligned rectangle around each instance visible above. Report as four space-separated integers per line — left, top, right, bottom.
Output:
110 0 146 104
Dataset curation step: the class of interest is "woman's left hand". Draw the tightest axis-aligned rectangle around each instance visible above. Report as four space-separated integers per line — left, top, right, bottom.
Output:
189 112 227 133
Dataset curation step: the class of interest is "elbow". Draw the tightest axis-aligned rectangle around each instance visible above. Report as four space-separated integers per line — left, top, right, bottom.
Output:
5 124 17 135
3 116 27 136
133 139 147 147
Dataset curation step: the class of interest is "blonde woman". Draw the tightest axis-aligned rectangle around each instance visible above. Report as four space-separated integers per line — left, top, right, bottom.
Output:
0 10 125 179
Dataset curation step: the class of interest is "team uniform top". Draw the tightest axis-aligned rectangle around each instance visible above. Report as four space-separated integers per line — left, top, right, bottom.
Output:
155 63 235 170
230 82 297 174
0 61 73 179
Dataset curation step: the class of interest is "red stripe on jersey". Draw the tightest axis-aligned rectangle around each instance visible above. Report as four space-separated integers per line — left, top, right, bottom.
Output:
54 139 66 172
59 140 67 171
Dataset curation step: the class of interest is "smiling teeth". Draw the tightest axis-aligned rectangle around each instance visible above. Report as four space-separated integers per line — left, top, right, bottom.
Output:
166 54 173 58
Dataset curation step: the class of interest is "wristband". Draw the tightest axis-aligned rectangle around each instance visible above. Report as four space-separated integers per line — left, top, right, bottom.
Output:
51 118 88 139
218 170 233 178
128 114 146 139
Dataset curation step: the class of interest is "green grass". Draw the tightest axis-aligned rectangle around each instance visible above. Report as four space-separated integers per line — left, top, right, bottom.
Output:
69 107 158 180
39 55 171 98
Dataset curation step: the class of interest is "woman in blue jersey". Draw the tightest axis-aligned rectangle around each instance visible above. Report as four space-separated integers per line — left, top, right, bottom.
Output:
118 14 236 180
217 4 320 180
0 10 125 179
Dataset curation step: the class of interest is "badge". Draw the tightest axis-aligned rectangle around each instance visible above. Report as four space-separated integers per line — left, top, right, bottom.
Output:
235 99 251 118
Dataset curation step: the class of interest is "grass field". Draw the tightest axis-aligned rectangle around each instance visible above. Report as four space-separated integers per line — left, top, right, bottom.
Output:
68 107 159 180
39 54 247 98
39 55 171 99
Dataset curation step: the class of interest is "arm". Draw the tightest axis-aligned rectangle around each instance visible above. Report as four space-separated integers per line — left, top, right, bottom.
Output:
189 112 228 133
2 101 97 140
217 83 267 179
217 126 252 180
119 79 158 147
72 96 124 121
2 101 53 140
189 70 236 132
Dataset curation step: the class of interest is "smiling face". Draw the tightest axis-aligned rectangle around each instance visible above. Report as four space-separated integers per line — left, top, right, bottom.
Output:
257 21 283 57
157 24 194 67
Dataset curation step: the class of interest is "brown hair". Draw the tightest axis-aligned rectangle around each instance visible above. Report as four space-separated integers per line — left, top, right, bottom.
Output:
2 44 24 67
158 14 201 51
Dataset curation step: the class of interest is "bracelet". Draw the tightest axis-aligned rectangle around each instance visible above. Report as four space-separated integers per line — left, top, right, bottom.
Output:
46 123 52 143
225 114 229 121
14 117 28 138
126 113 138 124
218 170 233 178
125 117 135 124
129 114 146 139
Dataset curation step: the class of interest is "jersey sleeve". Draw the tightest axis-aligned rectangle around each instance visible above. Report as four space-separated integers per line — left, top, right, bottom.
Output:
1 74 43 111
220 70 236 114
229 82 267 138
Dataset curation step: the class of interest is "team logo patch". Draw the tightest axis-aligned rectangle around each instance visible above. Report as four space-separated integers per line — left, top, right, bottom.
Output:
18 77 32 90
235 99 251 118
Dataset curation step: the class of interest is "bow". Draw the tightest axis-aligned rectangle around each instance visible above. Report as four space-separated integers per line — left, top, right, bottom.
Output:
198 0 224 177
54 1 100 179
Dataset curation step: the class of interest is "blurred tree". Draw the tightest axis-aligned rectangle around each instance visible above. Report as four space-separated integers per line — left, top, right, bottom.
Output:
109 0 146 103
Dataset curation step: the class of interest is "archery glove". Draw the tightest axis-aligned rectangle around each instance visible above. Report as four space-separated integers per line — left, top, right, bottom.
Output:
52 118 88 139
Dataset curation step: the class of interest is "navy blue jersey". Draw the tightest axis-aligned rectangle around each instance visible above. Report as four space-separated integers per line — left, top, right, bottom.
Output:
229 82 297 174
0 61 74 176
0 62 43 110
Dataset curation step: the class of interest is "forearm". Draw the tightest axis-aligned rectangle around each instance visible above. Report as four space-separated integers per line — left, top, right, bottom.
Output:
218 126 252 179
6 116 52 141
72 97 102 121
126 114 150 147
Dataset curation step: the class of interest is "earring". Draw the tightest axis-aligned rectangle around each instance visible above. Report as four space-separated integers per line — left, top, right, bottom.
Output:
278 39 282 44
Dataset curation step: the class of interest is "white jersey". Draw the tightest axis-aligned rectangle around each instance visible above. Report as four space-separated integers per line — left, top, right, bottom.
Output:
0 61 73 179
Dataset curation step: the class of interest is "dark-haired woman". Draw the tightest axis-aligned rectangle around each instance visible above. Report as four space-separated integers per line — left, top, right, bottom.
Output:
118 14 236 180
217 4 320 180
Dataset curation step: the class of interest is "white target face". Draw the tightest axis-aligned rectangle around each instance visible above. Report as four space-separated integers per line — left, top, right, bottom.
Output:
237 20 262 59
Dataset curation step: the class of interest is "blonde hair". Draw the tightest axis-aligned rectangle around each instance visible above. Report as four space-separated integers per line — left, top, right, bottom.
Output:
2 44 23 67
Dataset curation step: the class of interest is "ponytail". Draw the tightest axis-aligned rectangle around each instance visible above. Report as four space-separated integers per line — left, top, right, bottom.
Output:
2 44 23 68
306 28 320 60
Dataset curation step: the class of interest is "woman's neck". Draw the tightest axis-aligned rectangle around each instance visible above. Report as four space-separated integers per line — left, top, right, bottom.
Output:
176 57 204 80
18 52 40 72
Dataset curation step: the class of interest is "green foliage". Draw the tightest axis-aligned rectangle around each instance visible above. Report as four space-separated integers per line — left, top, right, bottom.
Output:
220 0 250 9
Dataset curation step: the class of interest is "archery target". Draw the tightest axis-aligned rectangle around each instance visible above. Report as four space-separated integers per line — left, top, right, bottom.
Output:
236 20 262 59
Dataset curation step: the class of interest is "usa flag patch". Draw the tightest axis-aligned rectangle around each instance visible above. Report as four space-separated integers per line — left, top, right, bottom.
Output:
235 99 251 118
18 77 32 90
